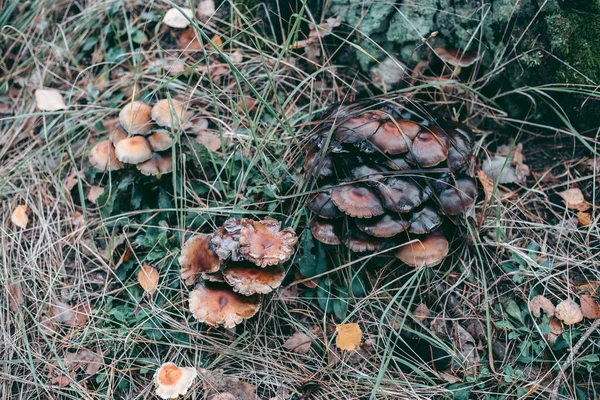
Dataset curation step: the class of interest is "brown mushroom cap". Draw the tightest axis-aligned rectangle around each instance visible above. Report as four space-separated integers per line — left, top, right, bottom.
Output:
344 230 384 252
188 282 261 328
211 223 243 262
89 140 124 171
331 184 384 218
152 98 187 129
333 112 385 143
115 136 153 164
438 178 478 215
304 146 333 178
310 217 342 245
350 165 386 185
119 101 153 135
355 213 409 238
108 125 128 146
409 205 442 234
179 234 222 285
384 156 412 171
446 128 473 171
434 47 481 67
136 153 173 176
376 178 423 213
410 126 450 167
368 119 420 154
308 190 343 219
222 262 286 295
394 233 449 267
148 131 174 152
239 218 298 267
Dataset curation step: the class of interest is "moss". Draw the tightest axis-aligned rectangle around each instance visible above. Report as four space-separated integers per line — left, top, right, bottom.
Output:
546 8 600 84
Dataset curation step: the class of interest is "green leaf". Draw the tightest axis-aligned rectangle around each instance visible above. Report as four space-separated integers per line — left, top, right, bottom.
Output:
504 300 525 325
495 320 516 330
297 230 327 278
350 274 367 297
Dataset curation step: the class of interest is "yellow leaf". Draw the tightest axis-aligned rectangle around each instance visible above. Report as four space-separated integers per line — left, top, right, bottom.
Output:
335 323 362 351
558 188 591 211
11 204 30 229
210 34 223 49
577 211 591 226
138 263 159 295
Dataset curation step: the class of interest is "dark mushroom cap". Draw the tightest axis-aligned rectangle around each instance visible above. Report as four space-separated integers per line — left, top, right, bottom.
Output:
304 145 333 178
351 164 386 186
222 262 286 295
355 213 409 238
333 112 386 143
377 178 423 213
410 126 450 167
343 230 384 252
409 205 442 234
310 218 343 245
447 128 473 171
238 218 298 267
331 184 385 218
178 234 222 285
438 177 478 215
384 156 412 171
394 232 449 267
368 119 420 154
434 47 481 67
308 190 343 219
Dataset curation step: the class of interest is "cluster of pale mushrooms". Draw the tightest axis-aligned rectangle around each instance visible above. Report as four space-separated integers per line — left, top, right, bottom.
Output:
88 98 188 176
180 217 298 329
305 102 478 267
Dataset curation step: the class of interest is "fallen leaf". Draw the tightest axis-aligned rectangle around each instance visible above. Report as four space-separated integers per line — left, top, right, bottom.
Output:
208 394 236 400
35 88 66 111
414 303 431 322
11 204 30 228
547 316 563 345
209 34 223 49
237 95 257 114
199 369 259 400
558 188 591 211
283 331 312 354
7 282 25 312
198 0 216 17
70 212 86 228
555 299 583 325
335 323 362 351
431 315 451 339
137 263 159 295
528 295 555 318
87 186 104 203
454 322 479 371
577 211 591 226
176 27 201 51
477 168 495 204
64 349 103 375
481 156 519 184
196 129 222 152
580 295 600 319
230 50 243 63
49 300 90 328
163 7 193 28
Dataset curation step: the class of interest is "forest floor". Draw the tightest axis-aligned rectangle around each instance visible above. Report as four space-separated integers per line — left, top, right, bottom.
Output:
1 1 599 399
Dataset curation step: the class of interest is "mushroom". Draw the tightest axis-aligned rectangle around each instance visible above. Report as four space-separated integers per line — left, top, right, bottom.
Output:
136 153 173 176
310 217 343 245
394 233 449 267
384 156 412 171
304 146 333 178
152 98 187 129
178 234 222 285
308 190 343 219
331 184 384 218
108 125 128 146
188 282 261 328
410 126 450 167
238 218 298 267
222 262 286 295
89 140 124 171
434 47 481 68
114 136 153 164
350 164 386 186
211 219 245 262
376 178 423 213
154 362 197 400
148 131 174 152
446 128 473 171
409 205 442 234
343 229 384 252
119 101 153 135
355 213 409 238
162 7 194 29
368 119 420 154
437 177 478 215
333 112 385 143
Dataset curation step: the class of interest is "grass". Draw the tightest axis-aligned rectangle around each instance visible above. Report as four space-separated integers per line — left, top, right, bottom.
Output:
1 1 599 399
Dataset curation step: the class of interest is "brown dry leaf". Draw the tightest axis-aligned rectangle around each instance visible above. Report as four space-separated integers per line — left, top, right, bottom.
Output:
50 300 90 328
577 211 591 226
414 303 431 322
208 394 236 400
230 50 243 63
35 88 66 111
209 34 223 50
558 188 591 211
477 168 495 204
283 331 312 354
292 16 342 49
64 172 79 192
137 263 159 295
64 349 103 375
70 212 86 228
580 295 600 319
237 95 257 114
335 323 362 351
11 204 30 229
528 295 555 318
7 282 25 312
454 322 479 371
87 186 104 203
555 299 583 325
199 369 259 400
176 27 201 51
547 316 563 345
575 282 600 296
196 129 222 152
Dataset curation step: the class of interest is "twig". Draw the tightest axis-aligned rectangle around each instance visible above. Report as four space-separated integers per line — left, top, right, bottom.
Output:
549 319 600 400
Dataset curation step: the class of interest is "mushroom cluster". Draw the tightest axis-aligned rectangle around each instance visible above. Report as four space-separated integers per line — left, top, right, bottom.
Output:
88 98 188 176
181 217 298 328
305 101 478 267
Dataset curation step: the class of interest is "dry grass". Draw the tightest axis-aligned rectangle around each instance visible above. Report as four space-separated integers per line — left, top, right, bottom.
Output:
1 1 599 399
